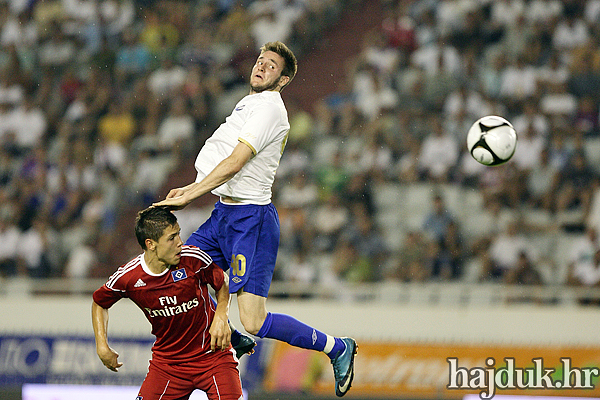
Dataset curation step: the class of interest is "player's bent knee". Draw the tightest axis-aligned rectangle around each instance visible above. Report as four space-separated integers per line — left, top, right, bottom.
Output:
238 311 267 336
237 291 268 335
240 317 263 336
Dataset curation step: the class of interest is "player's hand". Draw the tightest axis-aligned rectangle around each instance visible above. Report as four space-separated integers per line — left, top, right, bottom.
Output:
209 313 231 352
152 194 192 211
166 188 186 199
97 345 123 372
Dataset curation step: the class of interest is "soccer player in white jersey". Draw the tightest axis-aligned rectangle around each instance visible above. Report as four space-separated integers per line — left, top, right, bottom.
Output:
92 206 243 400
154 41 357 397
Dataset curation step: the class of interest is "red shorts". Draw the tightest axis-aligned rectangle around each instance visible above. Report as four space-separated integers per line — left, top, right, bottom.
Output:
137 349 243 400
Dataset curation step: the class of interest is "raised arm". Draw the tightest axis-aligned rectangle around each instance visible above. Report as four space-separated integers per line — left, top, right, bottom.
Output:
154 142 253 210
209 272 232 352
92 301 123 372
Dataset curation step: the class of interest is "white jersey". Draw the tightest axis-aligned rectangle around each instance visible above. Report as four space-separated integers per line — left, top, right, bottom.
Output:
194 91 289 205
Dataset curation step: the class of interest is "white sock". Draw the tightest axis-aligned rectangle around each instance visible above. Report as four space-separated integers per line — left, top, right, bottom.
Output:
323 335 336 354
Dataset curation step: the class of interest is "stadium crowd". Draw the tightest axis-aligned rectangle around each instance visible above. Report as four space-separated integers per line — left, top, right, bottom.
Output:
1 0 600 298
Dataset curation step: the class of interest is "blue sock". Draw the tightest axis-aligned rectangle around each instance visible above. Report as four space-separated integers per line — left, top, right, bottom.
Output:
257 312 346 359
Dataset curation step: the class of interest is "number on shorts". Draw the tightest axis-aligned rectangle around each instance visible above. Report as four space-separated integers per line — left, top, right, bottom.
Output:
230 254 247 277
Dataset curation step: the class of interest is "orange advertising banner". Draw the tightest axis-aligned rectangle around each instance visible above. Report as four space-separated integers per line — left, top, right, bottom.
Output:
263 341 600 398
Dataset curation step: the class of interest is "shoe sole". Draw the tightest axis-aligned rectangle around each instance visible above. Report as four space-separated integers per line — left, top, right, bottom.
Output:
235 343 256 359
335 339 358 397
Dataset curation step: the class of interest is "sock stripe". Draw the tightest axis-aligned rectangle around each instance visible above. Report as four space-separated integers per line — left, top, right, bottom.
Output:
323 335 336 354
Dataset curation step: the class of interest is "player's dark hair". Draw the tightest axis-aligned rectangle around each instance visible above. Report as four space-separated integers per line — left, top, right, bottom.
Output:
261 41 297 90
135 206 178 250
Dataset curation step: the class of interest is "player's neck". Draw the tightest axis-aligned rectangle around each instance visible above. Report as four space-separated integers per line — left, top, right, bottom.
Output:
249 87 281 95
143 252 169 274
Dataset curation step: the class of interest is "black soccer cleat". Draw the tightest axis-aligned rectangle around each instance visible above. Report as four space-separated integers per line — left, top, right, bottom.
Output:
234 333 256 359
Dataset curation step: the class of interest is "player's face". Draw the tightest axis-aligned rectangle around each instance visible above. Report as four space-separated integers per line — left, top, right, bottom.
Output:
249 50 289 93
155 223 183 267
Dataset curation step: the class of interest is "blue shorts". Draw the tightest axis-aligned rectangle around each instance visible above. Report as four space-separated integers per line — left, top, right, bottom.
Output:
185 201 280 297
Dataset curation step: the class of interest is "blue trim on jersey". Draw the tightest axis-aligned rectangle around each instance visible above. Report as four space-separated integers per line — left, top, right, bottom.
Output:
185 202 279 297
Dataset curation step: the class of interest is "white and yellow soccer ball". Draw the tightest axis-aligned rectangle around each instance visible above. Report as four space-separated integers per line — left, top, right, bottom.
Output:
467 115 517 166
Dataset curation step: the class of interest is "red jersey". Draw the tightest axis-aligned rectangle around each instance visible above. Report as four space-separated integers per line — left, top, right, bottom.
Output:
93 245 228 364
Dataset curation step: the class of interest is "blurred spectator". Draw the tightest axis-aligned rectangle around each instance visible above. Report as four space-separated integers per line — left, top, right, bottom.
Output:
418 117 459 182
276 140 312 179
277 170 318 210
9 97 47 152
312 80 355 137
115 28 152 87
588 181 600 235
360 30 401 76
504 251 544 285
421 193 463 279
567 40 600 99
526 0 563 24
311 193 349 253
315 150 349 200
385 230 434 283
342 172 376 217
432 219 464 280
422 193 455 245
546 128 572 171
511 121 546 173
552 11 590 54
345 205 388 279
479 51 506 100
0 68 24 106
443 84 486 120
525 147 557 212
490 0 525 28
157 96 195 153
250 9 292 49
567 227 600 304
566 226 599 272
351 63 398 121
64 234 99 279
499 55 538 105
37 21 76 74
572 95 599 137
331 236 375 283
1 8 38 49
551 150 597 218
536 50 570 92
276 249 318 288
139 8 179 58
512 98 550 138
148 57 187 99
539 81 578 118
411 35 461 77
0 215 20 277
95 99 136 171
479 218 534 281
128 147 177 207
568 248 600 305
18 217 58 278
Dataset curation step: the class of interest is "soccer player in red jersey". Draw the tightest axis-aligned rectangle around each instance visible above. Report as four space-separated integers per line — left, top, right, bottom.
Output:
92 206 242 400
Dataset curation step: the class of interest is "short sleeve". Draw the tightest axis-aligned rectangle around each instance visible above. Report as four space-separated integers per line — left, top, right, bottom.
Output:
197 262 225 291
238 103 281 155
93 284 125 309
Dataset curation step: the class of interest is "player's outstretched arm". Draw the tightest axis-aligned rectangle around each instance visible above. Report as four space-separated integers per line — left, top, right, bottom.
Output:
209 273 232 352
153 142 253 210
92 301 123 372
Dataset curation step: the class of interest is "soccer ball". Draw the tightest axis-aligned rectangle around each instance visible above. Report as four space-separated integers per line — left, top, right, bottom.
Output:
467 115 517 166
